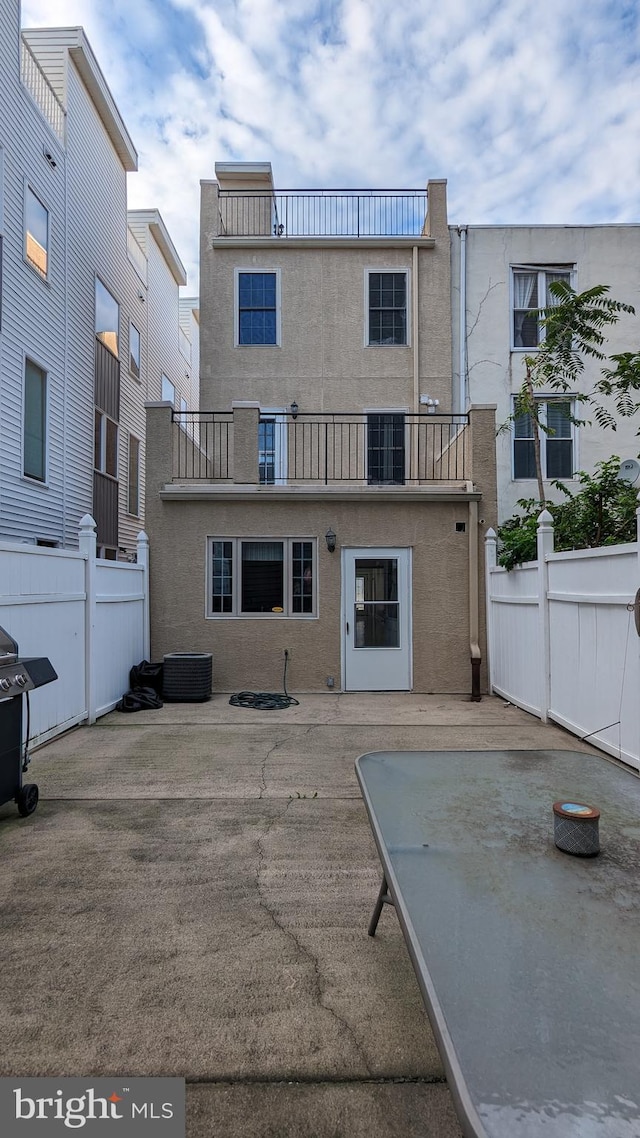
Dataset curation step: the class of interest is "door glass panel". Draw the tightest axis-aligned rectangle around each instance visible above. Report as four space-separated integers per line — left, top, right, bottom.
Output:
354 558 399 648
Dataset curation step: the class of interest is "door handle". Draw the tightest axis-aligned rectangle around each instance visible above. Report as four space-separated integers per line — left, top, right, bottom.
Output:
346 621 350 635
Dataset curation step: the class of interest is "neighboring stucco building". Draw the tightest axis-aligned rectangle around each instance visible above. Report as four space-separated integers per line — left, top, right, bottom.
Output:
145 163 497 694
0 4 197 558
451 225 640 522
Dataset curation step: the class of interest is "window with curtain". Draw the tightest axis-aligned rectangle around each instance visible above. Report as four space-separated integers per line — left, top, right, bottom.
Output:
513 399 574 480
208 538 316 616
512 267 572 347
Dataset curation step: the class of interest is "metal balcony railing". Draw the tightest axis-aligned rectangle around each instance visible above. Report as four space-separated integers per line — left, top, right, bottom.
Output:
172 412 233 480
171 411 469 484
217 190 429 238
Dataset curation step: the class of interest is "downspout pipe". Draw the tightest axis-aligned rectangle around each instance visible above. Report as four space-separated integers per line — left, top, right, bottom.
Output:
458 225 467 417
469 498 482 701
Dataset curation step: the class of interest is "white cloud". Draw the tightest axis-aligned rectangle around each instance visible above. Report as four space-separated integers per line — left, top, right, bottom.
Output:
19 0 640 288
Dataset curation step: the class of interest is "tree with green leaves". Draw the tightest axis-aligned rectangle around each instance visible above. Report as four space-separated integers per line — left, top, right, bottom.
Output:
501 281 640 505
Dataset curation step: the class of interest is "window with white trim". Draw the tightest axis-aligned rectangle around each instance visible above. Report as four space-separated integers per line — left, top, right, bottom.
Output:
259 412 287 484
367 271 408 345
94 409 118 478
512 266 572 348
129 322 141 379
208 538 315 616
25 185 49 278
512 398 575 480
23 358 47 481
162 374 175 406
95 278 119 357
128 433 140 515
236 270 279 345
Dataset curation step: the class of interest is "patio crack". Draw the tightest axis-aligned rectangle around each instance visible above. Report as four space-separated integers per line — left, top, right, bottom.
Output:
258 726 316 799
255 803 371 1075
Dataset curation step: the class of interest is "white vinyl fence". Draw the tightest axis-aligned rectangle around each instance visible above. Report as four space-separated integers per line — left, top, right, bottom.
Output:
0 515 149 747
485 505 640 772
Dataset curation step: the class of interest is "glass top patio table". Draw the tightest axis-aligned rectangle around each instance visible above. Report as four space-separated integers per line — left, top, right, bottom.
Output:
355 749 640 1138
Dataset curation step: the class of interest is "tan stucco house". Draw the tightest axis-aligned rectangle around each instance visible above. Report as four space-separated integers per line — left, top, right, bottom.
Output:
145 163 497 694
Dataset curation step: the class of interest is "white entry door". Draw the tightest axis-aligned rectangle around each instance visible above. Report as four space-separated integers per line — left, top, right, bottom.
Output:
342 548 412 691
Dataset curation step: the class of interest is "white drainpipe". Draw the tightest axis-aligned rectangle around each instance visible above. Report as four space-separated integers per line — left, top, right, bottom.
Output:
458 225 467 415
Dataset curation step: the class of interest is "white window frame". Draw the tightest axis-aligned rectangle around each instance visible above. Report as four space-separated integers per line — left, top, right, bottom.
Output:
128 432 140 516
22 354 48 484
207 537 317 619
364 268 411 347
95 276 120 359
511 396 578 481
234 268 281 347
161 374 176 407
510 265 574 351
129 321 141 380
259 409 288 485
94 409 119 480
24 182 50 281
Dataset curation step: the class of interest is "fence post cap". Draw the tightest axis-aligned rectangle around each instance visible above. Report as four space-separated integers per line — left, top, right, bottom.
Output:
78 514 96 530
136 530 149 544
485 527 497 540
537 509 554 526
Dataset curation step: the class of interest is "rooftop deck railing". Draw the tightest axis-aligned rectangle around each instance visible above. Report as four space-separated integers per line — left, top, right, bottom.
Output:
21 37 66 143
217 190 429 238
172 411 469 485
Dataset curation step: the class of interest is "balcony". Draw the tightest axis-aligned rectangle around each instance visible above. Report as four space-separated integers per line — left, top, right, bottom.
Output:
217 190 429 239
170 410 470 488
21 37 66 143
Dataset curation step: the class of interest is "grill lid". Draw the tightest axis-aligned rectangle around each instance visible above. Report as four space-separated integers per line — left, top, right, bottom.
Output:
0 624 18 664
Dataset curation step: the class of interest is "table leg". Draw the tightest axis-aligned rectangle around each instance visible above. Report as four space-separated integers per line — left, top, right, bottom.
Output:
368 873 393 936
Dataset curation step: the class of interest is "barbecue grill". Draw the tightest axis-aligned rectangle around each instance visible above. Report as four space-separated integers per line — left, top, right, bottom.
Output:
0 624 57 817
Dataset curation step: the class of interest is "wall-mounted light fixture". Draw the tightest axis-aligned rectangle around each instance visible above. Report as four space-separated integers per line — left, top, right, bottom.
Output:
325 527 337 553
419 394 440 414
290 400 299 420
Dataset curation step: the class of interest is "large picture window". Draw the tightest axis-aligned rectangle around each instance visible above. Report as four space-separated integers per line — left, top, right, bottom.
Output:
208 538 315 617
512 399 575 480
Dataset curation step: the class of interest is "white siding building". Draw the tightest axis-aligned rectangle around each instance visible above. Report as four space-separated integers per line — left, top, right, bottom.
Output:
451 225 640 521
0 4 197 557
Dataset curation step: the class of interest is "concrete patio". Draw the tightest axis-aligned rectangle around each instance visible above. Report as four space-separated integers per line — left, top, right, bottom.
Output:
0 693 602 1136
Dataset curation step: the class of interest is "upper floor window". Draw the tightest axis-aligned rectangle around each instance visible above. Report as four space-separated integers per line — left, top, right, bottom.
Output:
512 267 572 349
95 278 119 358
367 272 408 345
512 398 575 480
23 358 47 481
128 433 140 515
236 270 279 345
129 322 141 379
162 374 175 406
25 186 49 278
94 409 118 478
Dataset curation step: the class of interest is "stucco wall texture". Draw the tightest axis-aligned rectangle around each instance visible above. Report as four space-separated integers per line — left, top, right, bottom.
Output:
199 183 452 416
147 494 473 694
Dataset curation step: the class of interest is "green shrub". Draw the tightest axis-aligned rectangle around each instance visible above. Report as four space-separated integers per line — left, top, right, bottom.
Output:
497 458 638 570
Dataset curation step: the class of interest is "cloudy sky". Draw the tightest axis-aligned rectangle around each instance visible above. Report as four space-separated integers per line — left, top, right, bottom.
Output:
20 0 640 293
